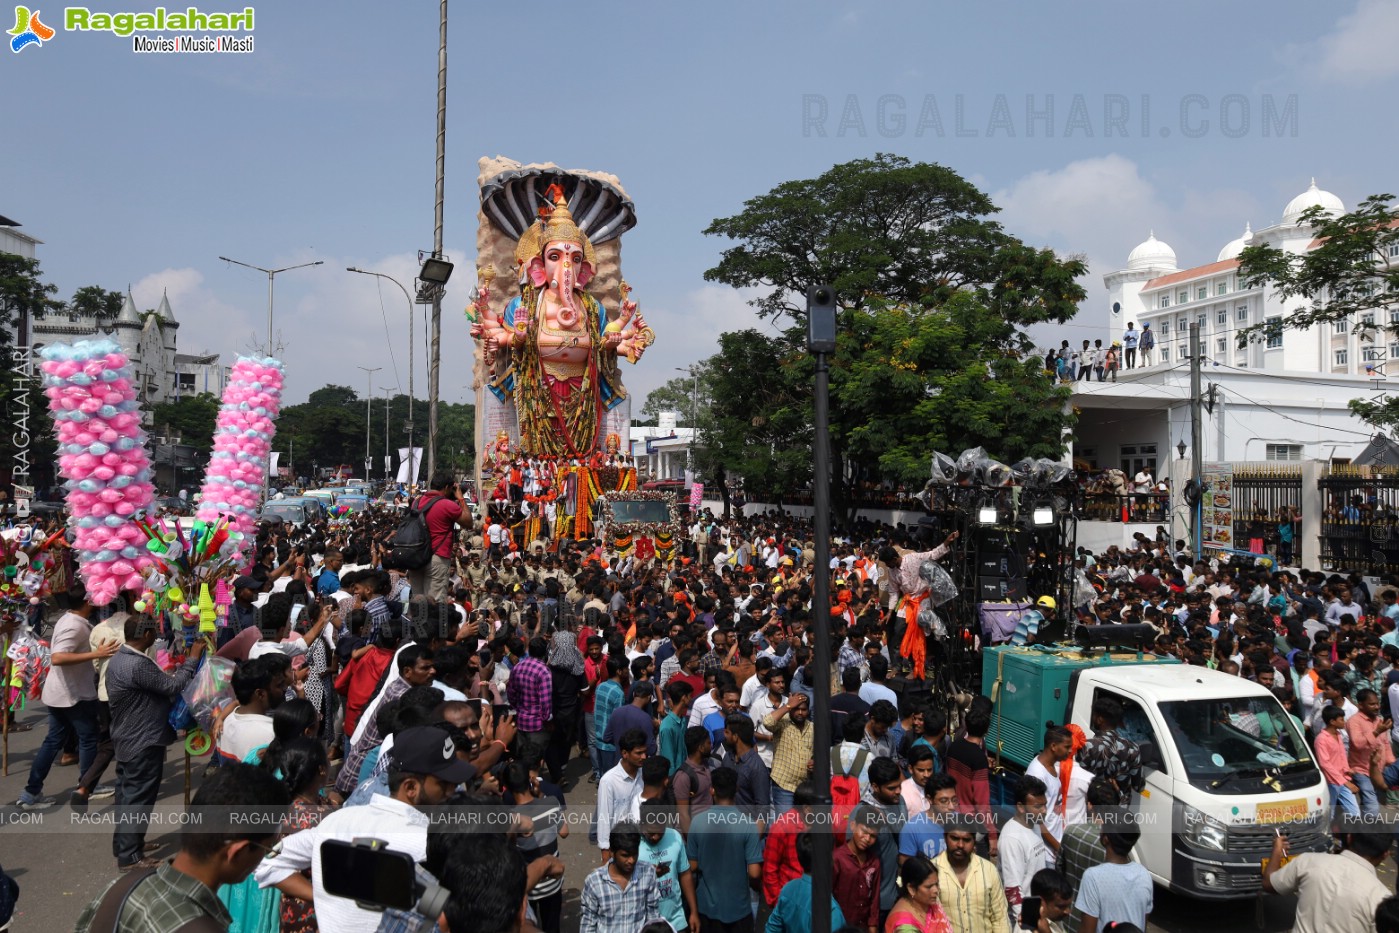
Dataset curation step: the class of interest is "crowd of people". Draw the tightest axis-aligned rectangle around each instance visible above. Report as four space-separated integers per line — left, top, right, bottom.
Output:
1042 323 1158 384
9 471 1399 933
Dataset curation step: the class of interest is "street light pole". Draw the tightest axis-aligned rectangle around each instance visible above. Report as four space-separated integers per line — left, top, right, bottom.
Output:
675 365 699 472
217 256 324 355
805 285 838 933
357 366 381 482
218 255 322 503
348 268 416 485
381 386 396 480
427 0 449 481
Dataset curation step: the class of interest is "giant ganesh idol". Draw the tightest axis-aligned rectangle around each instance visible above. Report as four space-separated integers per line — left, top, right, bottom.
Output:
470 160 653 462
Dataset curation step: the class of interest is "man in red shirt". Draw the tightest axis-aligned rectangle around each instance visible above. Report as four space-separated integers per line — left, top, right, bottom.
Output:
411 471 473 601
762 780 817 906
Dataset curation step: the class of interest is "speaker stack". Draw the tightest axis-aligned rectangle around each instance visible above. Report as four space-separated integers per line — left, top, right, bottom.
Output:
974 528 1028 602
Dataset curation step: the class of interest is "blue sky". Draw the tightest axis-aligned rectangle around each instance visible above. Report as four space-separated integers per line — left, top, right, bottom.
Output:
4 0 1398 407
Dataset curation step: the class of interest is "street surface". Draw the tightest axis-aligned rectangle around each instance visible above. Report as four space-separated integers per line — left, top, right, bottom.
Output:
0 703 1350 931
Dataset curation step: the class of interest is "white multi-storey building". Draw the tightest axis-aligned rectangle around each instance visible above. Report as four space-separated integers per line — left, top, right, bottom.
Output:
1072 179 1377 482
3 212 227 416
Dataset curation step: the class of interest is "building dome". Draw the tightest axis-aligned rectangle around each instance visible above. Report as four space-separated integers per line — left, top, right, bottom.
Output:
1217 222 1253 262
1282 178 1345 225
1126 231 1177 271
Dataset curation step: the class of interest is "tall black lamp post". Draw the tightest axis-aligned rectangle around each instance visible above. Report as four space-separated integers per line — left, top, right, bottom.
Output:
806 284 837 933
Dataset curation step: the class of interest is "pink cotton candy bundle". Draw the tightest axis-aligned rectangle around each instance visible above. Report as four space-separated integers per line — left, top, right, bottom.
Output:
40 340 157 606
194 356 285 553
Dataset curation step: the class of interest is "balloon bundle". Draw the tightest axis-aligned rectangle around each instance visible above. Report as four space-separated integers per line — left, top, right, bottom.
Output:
195 356 285 550
330 504 351 518
39 340 156 606
131 513 246 635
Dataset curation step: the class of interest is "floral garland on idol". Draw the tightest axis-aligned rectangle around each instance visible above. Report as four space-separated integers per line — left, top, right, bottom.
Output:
40 340 157 606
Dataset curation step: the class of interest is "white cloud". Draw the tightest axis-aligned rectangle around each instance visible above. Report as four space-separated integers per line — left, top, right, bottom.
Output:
131 247 478 406
1312 0 1399 84
130 254 767 426
617 283 771 409
992 155 1257 348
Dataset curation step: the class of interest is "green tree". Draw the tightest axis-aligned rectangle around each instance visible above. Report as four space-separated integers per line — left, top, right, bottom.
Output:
0 253 60 338
1237 193 1399 428
0 254 60 494
150 393 220 453
696 330 813 517
642 364 711 424
701 155 1085 519
66 285 125 320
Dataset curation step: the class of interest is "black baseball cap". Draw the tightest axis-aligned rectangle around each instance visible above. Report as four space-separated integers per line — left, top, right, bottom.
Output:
391 726 477 784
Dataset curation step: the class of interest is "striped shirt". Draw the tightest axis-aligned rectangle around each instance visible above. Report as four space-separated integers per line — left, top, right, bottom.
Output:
933 851 1009 933
593 679 624 753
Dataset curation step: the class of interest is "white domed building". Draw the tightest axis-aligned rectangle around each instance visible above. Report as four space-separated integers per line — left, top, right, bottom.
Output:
1073 179 1377 561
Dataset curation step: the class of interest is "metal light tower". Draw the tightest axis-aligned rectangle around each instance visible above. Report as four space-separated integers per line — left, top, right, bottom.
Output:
218 255 322 501
806 284 838 933
381 386 396 480
348 268 417 485
427 0 449 480
217 256 323 355
356 366 381 482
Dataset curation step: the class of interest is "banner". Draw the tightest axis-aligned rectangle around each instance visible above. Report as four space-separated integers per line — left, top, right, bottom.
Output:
269 451 280 478
1201 462 1234 550
396 447 423 486
690 482 703 510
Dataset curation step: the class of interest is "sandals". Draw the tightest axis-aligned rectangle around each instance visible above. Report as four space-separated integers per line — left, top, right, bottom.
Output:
118 857 162 872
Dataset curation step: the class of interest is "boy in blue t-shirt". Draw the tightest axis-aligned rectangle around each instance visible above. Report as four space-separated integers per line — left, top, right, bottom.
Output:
639 799 698 933
898 774 960 860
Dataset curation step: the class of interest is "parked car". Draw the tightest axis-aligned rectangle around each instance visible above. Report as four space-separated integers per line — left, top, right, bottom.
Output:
338 494 371 513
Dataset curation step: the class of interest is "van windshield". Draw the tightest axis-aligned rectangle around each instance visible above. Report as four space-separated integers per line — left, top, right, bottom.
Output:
608 500 672 526
1158 696 1316 788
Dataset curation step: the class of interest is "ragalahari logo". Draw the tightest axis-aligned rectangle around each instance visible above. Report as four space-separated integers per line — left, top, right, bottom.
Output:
9 6 54 52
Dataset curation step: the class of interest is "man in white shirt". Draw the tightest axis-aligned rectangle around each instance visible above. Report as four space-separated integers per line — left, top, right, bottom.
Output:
216 655 287 763
255 725 471 933
999 776 1051 928
18 592 115 809
1024 726 1073 846
749 668 786 769
246 592 329 661
597 729 648 859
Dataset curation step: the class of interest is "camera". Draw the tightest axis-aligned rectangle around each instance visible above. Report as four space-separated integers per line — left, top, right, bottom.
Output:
320 838 449 917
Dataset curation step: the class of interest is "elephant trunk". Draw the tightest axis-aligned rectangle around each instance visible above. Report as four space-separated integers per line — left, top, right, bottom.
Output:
557 257 579 328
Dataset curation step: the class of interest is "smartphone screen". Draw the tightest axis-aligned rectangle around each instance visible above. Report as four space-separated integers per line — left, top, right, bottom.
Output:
319 840 417 910
1020 896 1041 930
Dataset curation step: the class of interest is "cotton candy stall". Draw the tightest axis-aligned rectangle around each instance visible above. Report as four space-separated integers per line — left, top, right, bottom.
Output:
194 355 284 552
39 340 156 606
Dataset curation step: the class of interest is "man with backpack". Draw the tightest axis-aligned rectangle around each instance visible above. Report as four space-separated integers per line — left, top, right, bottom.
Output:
403 472 472 601
832 715 872 835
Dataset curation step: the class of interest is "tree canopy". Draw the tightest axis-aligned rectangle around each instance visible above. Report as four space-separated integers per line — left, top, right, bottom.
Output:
150 393 219 453
1237 193 1399 427
697 154 1085 518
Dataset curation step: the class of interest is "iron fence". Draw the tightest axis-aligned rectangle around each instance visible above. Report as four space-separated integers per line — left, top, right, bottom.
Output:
1228 465 1303 564
1318 465 1399 576
1081 493 1168 524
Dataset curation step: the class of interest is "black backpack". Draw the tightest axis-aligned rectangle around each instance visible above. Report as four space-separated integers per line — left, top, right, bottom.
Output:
383 495 445 570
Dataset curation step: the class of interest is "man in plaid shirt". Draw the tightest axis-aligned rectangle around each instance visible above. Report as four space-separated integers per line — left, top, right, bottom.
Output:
507 636 554 766
76 765 288 933
581 821 661 933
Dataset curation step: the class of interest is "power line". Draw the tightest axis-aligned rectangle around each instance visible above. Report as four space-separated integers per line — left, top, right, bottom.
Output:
1212 383 1374 439
374 278 402 390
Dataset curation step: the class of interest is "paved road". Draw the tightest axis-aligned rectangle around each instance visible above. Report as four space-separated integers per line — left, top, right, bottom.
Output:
0 704 1358 932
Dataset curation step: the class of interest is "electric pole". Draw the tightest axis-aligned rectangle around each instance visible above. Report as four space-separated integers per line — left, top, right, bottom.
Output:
1189 322 1203 560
